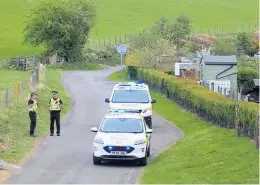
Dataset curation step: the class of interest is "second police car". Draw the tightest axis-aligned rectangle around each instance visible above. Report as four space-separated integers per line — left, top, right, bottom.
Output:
90 110 153 166
104 82 156 128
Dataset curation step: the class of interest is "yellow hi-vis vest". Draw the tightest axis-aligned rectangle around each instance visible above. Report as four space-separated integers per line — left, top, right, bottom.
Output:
28 99 38 112
49 98 61 111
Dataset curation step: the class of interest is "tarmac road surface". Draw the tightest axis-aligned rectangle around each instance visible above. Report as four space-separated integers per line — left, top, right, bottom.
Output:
7 67 183 184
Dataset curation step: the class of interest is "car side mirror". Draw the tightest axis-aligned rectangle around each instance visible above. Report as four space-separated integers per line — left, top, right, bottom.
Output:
146 129 153 134
90 127 98 132
151 98 156 104
105 98 110 103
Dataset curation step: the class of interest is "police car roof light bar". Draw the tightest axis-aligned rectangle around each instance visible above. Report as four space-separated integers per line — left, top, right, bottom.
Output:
108 109 142 114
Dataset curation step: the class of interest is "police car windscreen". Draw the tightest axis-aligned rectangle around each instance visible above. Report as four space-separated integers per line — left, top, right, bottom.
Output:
100 118 143 133
112 90 149 103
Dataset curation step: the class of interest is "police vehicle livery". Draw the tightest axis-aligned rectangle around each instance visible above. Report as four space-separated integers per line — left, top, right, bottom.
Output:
90 110 153 166
104 82 156 128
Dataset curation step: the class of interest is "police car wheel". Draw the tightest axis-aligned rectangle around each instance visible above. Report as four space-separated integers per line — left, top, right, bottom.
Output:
93 154 101 165
146 145 150 157
139 156 147 166
147 119 152 129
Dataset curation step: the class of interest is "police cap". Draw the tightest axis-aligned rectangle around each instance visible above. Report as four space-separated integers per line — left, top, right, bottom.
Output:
31 92 38 97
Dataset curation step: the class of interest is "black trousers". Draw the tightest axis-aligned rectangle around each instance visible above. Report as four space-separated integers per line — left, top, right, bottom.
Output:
50 111 60 134
29 111 37 135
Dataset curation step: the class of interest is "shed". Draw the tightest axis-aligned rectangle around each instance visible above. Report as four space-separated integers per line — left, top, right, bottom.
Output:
174 63 193 76
201 55 237 92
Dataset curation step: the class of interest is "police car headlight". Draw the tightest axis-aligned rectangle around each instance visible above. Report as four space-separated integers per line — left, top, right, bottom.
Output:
94 137 104 144
134 139 146 145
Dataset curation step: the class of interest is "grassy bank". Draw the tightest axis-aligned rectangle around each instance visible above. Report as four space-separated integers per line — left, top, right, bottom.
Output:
0 68 70 163
47 63 103 71
0 69 30 89
109 70 259 184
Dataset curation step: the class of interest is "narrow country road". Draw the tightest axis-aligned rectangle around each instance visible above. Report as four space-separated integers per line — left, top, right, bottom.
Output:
7 67 183 184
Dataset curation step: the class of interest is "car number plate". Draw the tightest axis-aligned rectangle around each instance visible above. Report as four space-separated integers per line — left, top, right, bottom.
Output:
111 151 126 155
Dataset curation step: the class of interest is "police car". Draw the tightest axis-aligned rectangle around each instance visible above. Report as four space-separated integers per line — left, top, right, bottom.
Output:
104 82 156 128
90 110 153 166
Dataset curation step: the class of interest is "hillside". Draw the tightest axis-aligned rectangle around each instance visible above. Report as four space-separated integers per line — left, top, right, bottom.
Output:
0 0 258 57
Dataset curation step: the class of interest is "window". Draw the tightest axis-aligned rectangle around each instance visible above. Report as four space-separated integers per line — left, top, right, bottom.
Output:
100 118 144 133
111 90 149 103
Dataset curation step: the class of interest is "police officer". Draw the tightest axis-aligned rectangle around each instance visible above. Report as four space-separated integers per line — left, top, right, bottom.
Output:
28 92 38 137
49 91 63 136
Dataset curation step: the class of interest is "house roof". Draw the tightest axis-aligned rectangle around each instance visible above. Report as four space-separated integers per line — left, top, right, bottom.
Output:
203 55 237 65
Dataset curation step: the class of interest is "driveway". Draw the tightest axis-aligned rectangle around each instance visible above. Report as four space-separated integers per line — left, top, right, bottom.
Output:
7 67 183 184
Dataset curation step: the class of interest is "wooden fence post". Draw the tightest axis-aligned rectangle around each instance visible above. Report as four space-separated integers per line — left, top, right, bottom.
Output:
17 81 21 97
13 85 16 105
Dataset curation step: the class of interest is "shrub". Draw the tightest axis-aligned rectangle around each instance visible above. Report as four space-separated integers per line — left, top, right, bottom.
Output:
211 37 236 55
238 68 259 94
136 68 259 139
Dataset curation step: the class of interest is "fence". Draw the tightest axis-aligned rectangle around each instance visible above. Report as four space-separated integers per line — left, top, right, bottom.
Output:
87 24 258 49
0 62 40 110
1 55 42 71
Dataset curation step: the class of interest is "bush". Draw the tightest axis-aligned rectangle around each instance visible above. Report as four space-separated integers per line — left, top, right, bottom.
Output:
238 68 259 94
211 37 236 55
136 68 259 139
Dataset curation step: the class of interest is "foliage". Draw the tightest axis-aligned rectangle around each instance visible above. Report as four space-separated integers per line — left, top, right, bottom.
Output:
152 14 192 49
23 0 95 62
47 62 103 70
189 34 216 49
133 68 258 139
211 37 236 55
237 68 259 94
134 39 176 69
82 46 120 66
236 32 259 56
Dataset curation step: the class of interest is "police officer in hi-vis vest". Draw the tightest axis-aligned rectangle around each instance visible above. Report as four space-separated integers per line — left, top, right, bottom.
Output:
28 92 38 137
49 91 63 136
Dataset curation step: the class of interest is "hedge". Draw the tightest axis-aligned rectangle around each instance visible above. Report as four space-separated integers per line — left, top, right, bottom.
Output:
133 67 259 140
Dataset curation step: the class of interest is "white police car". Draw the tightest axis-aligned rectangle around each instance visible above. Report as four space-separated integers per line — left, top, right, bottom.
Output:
105 82 156 128
90 110 153 166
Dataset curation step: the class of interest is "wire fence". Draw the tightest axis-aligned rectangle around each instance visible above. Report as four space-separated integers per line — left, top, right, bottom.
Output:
87 24 258 49
0 60 41 110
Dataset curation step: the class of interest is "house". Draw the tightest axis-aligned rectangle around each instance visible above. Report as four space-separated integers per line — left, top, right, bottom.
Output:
246 79 259 103
201 55 237 93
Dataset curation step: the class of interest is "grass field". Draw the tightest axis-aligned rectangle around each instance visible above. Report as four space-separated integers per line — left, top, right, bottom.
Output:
109 70 259 184
0 69 70 163
0 0 258 58
0 69 30 89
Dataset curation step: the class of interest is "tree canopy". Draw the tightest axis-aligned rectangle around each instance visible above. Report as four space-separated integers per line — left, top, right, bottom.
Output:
23 0 95 62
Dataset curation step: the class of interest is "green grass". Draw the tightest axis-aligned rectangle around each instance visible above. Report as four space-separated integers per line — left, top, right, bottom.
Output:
47 63 103 71
109 69 129 82
0 69 30 89
0 0 258 58
0 68 70 163
109 70 259 184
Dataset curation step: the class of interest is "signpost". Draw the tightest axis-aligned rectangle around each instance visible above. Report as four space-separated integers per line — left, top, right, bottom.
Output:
117 44 127 80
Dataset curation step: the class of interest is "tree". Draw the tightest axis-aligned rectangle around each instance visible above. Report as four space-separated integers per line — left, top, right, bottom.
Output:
23 0 95 62
135 39 176 69
211 37 236 55
237 68 259 94
165 14 192 49
236 32 251 55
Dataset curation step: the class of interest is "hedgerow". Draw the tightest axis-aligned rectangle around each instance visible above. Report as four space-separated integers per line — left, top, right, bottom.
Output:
129 66 259 139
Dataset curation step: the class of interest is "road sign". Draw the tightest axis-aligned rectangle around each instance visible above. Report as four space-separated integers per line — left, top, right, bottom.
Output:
117 45 127 55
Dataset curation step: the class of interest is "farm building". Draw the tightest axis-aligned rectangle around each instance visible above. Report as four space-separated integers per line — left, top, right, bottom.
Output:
201 55 237 93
